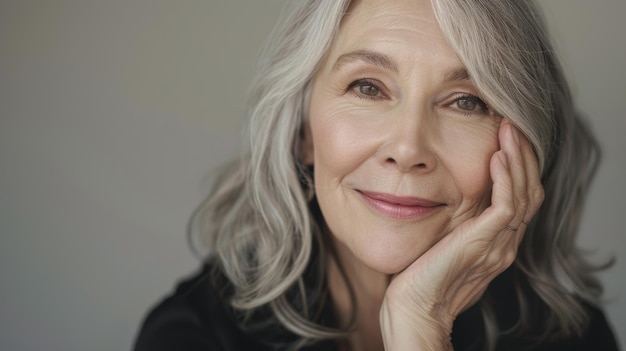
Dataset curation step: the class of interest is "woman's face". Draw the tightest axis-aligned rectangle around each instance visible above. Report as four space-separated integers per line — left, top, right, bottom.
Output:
303 0 501 275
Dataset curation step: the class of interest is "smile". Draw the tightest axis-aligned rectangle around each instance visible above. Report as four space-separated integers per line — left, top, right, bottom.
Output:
357 190 446 220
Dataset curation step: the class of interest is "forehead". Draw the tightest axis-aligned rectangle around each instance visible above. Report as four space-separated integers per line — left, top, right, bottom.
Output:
328 0 461 70
344 0 438 33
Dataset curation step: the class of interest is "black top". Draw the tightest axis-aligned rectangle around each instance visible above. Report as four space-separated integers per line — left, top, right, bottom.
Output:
134 264 619 351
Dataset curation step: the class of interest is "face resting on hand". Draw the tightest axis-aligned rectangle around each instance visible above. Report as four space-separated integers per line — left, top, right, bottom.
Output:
301 0 502 275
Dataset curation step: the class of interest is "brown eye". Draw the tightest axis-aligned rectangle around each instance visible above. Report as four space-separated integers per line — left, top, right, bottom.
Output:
452 95 489 115
346 79 386 100
359 84 379 96
457 98 478 111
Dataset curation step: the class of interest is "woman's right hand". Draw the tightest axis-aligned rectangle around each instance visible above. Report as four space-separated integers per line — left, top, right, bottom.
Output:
379 120 544 350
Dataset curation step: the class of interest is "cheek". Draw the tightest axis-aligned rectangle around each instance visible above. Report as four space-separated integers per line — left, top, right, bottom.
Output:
440 123 499 202
313 119 359 174
309 101 383 184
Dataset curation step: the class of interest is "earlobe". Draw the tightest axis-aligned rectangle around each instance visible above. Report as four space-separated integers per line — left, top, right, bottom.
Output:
299 122 315 166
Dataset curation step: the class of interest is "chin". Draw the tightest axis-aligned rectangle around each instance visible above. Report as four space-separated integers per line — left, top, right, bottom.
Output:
359 245 427 275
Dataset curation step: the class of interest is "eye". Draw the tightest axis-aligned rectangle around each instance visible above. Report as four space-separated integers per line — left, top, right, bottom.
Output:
359 84 379 96
346 78 386 100
450 94 489 115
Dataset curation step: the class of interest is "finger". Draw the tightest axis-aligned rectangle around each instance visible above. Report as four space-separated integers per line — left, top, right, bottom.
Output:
517 130 545 223
474 147 515 233
499 120 529 228
454 127 525 270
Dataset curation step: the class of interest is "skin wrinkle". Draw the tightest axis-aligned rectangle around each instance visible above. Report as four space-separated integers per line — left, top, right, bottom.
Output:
305 0 501 299
334 50 470 86
333 50 399 74
187 0 608 348
296 1 546 349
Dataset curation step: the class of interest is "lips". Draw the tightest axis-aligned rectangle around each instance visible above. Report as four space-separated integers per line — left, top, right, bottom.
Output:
357 190 445 220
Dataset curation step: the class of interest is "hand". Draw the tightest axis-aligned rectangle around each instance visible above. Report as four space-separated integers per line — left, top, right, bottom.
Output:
379 119 545 350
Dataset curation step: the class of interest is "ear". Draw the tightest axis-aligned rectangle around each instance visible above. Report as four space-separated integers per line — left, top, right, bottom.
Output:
299 122 314 166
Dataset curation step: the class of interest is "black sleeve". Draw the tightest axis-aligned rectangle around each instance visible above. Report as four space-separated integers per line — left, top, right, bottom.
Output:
498 304 622 351
133 302 222 351
576 306 621 351
132 266 267 351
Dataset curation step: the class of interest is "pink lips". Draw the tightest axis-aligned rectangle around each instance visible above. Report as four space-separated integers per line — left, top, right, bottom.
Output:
357 190 445 220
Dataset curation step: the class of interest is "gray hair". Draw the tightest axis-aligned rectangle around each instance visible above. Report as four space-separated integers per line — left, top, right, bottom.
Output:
190 0 606 349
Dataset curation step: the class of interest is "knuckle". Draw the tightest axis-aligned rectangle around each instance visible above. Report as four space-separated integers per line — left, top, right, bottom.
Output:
484 254 509 276
482 254 499 271
533 186 545 204
502 250 517 267
497 205 516 222
517 196 529 213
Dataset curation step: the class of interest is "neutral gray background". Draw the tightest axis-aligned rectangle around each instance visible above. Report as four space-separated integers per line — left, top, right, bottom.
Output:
1 1 624 350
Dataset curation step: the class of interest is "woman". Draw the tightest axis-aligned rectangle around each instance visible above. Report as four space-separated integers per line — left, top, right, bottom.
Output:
135 0 619 350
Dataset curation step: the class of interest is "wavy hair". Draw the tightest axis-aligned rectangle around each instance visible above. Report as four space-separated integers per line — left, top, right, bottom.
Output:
189 0 606 349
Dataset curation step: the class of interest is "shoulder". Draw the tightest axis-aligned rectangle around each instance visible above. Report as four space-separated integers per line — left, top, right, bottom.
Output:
503 303 620 351
133 264 266 351
453 269 620 351
572 303 620 350
492 269 620 350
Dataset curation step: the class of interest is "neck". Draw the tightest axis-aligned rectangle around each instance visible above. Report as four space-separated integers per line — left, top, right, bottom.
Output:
327 238 390 351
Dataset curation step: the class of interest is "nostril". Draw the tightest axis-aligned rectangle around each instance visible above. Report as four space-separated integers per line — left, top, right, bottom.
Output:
385 157 398 166
385 157 429 171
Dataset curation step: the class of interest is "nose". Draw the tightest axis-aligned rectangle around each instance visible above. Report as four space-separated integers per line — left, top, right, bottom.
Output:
377 112 437 174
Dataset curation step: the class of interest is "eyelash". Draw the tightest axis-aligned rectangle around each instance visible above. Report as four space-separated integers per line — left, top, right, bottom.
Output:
346 79 386 101
450 94 490 116
346 79 491 116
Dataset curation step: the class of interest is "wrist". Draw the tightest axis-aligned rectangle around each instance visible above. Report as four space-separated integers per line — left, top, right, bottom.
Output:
380 301 453 351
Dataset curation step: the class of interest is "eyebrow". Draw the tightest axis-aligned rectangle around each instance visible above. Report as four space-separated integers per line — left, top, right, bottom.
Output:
443 67 471 82
332 49 472 83
332 50 399 73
